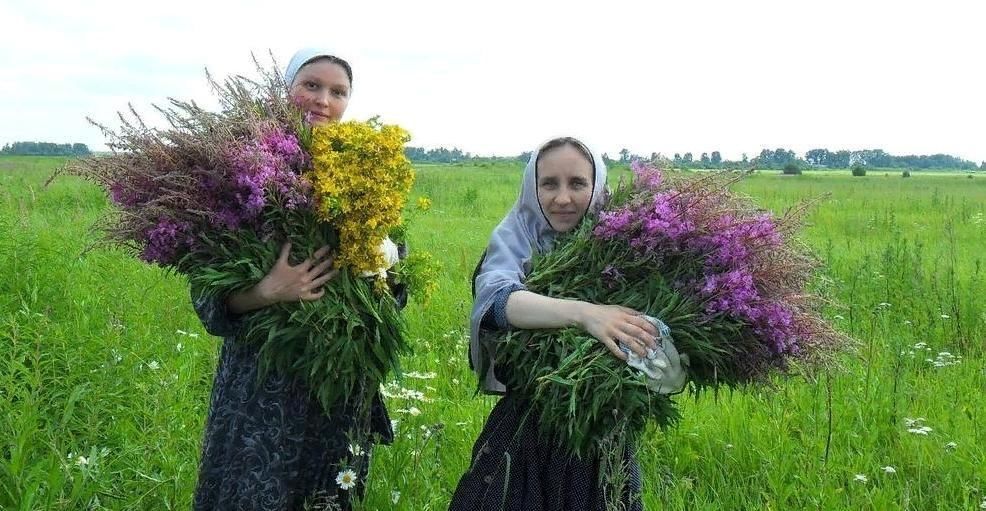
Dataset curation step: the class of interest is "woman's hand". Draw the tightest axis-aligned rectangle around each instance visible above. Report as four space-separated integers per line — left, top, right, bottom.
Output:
576 303 659 361
257 242 338 302
228 243 337 314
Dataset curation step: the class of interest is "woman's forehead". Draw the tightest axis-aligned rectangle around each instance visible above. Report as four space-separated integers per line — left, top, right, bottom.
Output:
537 146 594 174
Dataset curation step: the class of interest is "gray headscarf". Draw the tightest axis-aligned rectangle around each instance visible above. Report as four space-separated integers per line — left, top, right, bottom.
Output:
283 48 350 87
470 138 608 394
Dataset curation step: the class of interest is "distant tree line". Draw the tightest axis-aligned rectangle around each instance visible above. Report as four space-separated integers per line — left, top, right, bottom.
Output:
404 146 472 163
407 145 982 171
671 148 979 170
1 141 91 156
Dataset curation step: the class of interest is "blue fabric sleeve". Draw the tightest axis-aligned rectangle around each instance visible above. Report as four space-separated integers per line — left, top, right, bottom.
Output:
190 287 242 338
480 283 525 331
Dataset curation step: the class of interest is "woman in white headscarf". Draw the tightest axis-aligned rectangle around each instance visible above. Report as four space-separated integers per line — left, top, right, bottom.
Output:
450 137 658 511
190 48 401 511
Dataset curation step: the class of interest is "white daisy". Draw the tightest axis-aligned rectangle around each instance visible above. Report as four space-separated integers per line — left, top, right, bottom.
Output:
854 474 868 483
903 417 926 427
881 466 896 474
335 469 358 490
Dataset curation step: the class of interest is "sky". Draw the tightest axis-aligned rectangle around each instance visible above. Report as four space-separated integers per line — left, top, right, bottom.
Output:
1 0 984 163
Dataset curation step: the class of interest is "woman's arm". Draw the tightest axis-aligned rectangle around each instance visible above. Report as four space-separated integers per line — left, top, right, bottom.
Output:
191 287 242 338
504 290 659 361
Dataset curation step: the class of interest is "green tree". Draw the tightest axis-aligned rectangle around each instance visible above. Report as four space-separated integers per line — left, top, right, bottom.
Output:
805 148 830 166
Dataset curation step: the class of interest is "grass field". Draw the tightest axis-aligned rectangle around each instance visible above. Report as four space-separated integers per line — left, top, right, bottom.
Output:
1 155 984 510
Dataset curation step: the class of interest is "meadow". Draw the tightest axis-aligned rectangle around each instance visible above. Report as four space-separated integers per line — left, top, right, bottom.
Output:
1 155 983 510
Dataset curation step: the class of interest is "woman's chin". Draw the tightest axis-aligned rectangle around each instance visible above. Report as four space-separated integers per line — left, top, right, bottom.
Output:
549 220 577 233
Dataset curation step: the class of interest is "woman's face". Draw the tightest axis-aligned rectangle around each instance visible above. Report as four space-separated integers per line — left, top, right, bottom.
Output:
536 144 594 233
289 59 351 124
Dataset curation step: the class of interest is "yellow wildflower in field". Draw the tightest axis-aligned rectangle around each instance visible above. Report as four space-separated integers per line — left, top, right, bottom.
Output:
307 120 414 276
416 196 432 211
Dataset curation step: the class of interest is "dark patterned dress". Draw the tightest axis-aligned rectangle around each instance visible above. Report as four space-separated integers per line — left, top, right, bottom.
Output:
191 275 405 510
449 287 644 511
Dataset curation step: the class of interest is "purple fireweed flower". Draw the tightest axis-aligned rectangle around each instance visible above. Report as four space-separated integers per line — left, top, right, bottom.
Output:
219 128 309 229
644 194 694 240
262 130 303 162
141 217 192 265
688 214 782 269
698 269 800 355
749 302 798 354
631 159 663 190
594 208 635 238
588 169 811 361
108 179 151 208
700 269 758 315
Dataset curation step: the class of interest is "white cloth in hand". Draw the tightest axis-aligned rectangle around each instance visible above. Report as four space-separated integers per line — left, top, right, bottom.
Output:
619 315 689 394
360 237 400 278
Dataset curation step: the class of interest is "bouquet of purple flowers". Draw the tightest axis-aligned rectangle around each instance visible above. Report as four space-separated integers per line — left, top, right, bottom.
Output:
65 61 437 418
496 162 844 459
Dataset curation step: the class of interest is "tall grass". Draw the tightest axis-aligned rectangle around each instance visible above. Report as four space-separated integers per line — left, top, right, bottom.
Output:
1 157 983 510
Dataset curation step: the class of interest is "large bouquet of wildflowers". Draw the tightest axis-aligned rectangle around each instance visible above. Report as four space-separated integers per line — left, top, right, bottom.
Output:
496 162 844 460
68 60 434 415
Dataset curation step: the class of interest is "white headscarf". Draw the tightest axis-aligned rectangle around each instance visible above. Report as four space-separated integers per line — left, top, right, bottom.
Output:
470 138 608 394
283 48 348 87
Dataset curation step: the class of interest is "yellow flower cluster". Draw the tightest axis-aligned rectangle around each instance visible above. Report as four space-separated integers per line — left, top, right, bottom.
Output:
307 120 414 275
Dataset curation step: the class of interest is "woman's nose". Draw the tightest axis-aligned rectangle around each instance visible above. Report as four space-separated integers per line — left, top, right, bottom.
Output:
555 188 572 205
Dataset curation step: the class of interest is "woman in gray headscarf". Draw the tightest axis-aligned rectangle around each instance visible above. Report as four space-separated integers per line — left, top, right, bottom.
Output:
190 48 400 511
449 137 658 511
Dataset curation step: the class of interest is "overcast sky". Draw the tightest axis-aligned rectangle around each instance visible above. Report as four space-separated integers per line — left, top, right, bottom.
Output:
2 0 983 162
